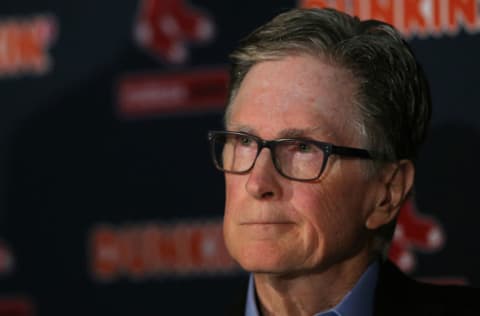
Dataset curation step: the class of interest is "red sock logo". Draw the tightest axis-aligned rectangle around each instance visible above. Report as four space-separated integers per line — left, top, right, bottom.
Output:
134 0 215 64
389 197 445 272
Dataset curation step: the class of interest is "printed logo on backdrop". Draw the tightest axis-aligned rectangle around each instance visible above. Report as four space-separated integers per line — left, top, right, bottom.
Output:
0 15 58 77
300 0 480 37
389 196 469 285
87 200 450 282
117 0 227 118
134 0 215 64
89 220 239 281
388 196 445 273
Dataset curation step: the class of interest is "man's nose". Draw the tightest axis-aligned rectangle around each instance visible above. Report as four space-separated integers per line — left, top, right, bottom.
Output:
245 148 282 200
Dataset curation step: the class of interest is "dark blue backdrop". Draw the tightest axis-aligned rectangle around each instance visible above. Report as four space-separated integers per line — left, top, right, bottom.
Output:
1 1 479 315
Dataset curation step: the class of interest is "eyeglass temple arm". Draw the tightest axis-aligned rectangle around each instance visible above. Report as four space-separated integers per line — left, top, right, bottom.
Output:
331 145 373 159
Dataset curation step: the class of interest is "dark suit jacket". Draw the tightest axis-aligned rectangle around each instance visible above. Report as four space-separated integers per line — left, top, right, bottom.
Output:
226 260 480 316
374 260 479 315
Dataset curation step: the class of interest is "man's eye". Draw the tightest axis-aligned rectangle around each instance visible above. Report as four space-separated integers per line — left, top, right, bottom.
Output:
239 136 253 146
297 142 312 152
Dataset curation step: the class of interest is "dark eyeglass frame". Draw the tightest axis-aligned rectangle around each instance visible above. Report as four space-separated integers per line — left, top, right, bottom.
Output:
208 130 373 182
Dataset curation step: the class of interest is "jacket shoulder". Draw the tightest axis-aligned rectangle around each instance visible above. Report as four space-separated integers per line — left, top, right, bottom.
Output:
375 260 480 316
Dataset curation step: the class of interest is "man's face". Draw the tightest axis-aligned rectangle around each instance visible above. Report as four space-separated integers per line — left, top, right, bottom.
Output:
223 54 382 275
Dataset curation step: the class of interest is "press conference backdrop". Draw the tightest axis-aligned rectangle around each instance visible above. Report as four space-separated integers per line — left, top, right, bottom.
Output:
0 0 479 315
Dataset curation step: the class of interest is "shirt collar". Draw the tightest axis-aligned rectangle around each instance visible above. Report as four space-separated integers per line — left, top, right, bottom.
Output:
245 273 260 316
245 261 379 316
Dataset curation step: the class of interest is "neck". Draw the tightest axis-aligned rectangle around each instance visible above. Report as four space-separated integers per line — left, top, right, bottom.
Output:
253 252 375 316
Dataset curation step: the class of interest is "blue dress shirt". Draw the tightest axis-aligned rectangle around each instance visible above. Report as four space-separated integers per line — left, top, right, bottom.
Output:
245 261 379 316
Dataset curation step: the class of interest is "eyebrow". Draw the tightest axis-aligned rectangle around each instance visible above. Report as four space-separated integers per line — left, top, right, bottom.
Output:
227 123 335 140
227 123 256 134
278 128 316 138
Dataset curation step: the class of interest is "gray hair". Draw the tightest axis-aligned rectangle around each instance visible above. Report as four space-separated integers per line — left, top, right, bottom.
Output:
226 8 431 162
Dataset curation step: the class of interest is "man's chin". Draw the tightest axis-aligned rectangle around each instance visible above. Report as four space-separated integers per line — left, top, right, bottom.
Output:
225 234 305 273
239 261 290 274
233 247 295 274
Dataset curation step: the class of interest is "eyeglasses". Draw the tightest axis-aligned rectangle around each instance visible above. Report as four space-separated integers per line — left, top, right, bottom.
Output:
208 130 373 181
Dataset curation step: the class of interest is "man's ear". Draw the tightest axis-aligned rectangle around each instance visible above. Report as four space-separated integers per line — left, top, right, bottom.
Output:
366 160 415 230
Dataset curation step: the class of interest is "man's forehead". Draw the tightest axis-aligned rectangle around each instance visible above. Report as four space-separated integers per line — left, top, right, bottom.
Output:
226 55 361 144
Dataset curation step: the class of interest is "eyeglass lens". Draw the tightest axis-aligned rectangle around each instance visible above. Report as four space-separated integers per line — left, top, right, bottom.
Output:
212 132 325 180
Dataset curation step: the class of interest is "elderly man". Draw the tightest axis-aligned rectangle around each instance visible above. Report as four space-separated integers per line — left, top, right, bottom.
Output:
208 8 478 316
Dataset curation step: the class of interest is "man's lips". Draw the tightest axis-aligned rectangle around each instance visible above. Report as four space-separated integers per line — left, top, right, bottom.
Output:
238 222 295 237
